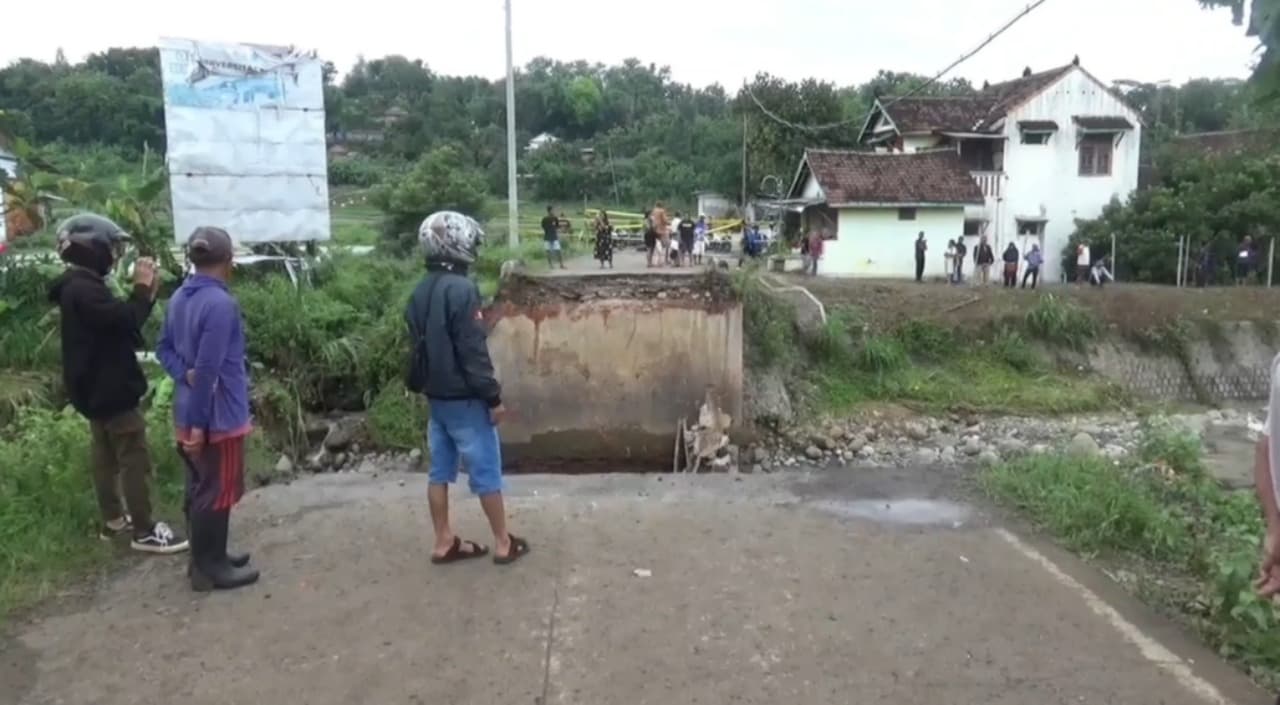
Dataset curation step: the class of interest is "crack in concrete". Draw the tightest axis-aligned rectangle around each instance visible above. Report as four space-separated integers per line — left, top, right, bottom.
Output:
537 519 566 705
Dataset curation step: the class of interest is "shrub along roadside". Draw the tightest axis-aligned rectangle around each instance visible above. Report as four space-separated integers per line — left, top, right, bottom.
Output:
981 422 1280 689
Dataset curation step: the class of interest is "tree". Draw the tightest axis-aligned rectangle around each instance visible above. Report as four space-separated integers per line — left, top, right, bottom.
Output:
1200 0 1279 96
369 145 490 253
1069 152 1280 283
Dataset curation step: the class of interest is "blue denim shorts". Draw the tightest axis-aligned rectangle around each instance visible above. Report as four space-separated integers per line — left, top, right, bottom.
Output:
426 398 504 495
543 239 561 252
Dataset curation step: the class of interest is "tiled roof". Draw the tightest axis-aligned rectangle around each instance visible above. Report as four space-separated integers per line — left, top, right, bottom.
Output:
1073 115 1134 130
878 96 994 134
879 64 1076 133
803 149 985 206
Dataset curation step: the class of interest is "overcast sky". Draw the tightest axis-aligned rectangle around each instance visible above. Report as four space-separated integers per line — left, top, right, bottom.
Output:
0 0 1260 88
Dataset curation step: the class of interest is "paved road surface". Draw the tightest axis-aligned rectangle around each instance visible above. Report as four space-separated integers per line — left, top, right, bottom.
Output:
1 466 1267 705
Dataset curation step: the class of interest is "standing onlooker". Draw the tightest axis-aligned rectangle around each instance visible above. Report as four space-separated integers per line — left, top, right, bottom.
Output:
1196 243 1215 287
406 211 529 567
799 231 811 273
158 227 258 591
677 215 696 267
974 235 995 285
914 232 927 283
593 210 614 269
693 216 708 266
541 206 566 270
1076 243 1091 284
643 209 658 267
1001 242 1019 288
944 240 957 284
954 237 968 284
1022 244 1043 289
1237 235 1255 286
806 229 824 276
48 214 189 555
652 201 671 267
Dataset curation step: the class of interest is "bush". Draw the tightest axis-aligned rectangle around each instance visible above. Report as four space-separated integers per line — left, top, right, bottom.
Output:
1137 416 1205 478
370 145 490 254
1023 294 1098 350
991 328 1040 373
328 156 393 188
895 320 955 360
806 309 858 366
367 380 430 451
737 274 793 368
0 373 185 617
982 454 1187 559
858 335 908 374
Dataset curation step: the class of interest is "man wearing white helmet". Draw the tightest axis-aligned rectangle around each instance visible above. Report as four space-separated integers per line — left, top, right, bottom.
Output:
405 211 529 566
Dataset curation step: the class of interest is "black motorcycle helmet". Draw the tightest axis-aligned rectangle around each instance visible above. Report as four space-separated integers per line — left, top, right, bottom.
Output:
55 213 130 276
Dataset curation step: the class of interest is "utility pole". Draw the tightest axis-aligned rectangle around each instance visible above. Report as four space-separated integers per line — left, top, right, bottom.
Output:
504 0 518 247
740 111 748 209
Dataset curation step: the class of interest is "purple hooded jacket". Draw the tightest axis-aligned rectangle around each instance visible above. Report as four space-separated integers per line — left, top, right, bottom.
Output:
156 274 251 437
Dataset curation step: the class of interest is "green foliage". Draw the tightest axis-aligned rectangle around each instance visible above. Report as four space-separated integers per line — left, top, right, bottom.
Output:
0 372 185 619
328 156 396 188
367 380 430 451
805 308 859 366
894 320 956 360
984 429 1280 688
370 145 490 253
1023 294 1099 350
738 274 793 368
982 455 1188 559
1137 417 1206 478
1070 153 1280 284
857 335 908 375
990 328 1040 373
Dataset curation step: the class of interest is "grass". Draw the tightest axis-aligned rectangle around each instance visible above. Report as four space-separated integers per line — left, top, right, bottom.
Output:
799 316 1121 416
0 374 187 621
982 421 1280 689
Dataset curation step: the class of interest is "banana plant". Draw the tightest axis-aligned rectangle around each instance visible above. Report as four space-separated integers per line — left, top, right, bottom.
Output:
89 167 177 274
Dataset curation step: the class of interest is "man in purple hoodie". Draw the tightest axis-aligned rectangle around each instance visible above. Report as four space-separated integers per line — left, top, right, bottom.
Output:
157 227 259 591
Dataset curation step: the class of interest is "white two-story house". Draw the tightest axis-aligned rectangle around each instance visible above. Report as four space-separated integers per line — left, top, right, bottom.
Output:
843 58 1143 282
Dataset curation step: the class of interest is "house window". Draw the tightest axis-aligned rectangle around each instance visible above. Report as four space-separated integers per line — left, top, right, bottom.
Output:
898 207 917 221
1021 131 1051 145
1017 220 1046 236
963 219 984 236
1078 134 1113 176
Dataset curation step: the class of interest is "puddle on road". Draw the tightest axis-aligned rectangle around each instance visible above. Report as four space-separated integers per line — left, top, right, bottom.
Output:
812 498 971 527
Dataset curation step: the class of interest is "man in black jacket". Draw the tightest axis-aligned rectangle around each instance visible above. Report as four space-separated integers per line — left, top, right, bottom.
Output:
405 211 529 566
47 214 188 554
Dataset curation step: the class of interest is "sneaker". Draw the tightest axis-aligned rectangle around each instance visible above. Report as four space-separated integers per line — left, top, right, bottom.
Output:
98 515 133 541
130 521 190 555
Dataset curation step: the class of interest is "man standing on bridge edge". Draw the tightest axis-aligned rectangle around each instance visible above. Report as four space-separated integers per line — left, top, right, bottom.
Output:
158 227 259 591
406 211 529 566
541 205 566 270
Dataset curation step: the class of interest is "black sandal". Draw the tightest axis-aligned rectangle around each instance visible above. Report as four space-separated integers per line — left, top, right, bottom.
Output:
431 536 489 564
494 535 530 565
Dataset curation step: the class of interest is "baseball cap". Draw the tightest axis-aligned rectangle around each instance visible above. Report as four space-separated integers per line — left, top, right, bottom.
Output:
187 227 235 265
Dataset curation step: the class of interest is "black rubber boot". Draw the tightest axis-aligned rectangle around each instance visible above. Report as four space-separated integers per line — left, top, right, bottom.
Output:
189 512 259 591
219 511 252 568
186 510 248 576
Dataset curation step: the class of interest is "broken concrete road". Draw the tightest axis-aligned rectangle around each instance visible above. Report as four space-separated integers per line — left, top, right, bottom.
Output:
2 469 1268 705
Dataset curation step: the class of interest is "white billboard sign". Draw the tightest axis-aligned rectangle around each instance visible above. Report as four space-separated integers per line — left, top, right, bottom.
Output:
159 38 331 244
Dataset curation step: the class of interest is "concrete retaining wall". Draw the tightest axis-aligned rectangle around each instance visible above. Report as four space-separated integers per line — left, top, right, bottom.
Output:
1088 322 1277 402
486 274 743 464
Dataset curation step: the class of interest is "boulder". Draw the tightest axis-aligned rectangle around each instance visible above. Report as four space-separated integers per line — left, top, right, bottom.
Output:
858 445 875 459
805 446 823 460
978 449 1001 466
940 446 957 462
1067 432 1101 458
916 447 939 463
905 422 929 442
274 455 295 475
323 415 367 452
963 436 983 456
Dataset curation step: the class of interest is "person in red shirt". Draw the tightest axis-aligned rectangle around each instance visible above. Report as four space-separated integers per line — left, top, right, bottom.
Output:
806 229 825 276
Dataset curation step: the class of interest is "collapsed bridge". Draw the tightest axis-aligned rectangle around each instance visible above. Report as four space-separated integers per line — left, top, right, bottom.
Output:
485 271 744 468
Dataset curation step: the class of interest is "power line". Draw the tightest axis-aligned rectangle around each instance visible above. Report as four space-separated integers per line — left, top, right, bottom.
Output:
744 0 1054 134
